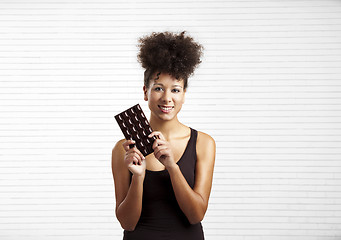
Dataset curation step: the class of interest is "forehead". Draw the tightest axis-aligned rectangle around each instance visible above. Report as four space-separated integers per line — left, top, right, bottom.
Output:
152 73 184 87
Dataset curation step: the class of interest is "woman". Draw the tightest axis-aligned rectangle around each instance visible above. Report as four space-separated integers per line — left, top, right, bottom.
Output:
112 31 216 240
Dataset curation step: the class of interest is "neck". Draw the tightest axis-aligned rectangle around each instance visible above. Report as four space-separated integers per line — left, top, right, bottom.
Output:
149 114 184 140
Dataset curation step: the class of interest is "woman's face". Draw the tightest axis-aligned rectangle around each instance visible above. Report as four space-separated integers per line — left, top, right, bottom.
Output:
144 73 186 122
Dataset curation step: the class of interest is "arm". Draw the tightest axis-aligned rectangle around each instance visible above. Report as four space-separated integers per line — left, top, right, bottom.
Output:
150 131 216 224
111 139 146 231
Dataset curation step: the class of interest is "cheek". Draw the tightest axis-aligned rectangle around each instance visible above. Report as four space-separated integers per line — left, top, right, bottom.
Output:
175 94 185 104
149 93 159 101
147 92 162 105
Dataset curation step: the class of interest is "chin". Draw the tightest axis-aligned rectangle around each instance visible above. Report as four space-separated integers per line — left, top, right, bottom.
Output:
155 113 175 121
151 109 177 122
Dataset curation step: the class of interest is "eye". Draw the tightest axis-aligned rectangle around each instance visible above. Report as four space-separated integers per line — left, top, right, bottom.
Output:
154 87 163 91
172 88 181 93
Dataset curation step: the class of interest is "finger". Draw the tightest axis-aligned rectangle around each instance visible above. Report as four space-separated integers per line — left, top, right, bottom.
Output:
137 150 145 160
122 139 136 152
125 151 137 163
148 131 164 140
153 145 168 159
129 151 144 165
152 143 162 154
132 155 140 165
154 149 167 160
127 146 145 160
152 138 167 150
126 153 139 165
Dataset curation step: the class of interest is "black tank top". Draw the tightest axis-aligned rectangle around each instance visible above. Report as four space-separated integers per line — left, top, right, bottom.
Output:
123 128 204 240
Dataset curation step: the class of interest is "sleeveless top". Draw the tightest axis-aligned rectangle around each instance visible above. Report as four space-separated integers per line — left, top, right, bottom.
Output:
123 128 204 240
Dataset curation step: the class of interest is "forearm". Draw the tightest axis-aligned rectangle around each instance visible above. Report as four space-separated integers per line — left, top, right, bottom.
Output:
116 174 144 231
167 165 207 224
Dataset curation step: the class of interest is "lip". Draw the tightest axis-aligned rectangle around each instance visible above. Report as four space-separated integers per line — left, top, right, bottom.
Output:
158 105 174 113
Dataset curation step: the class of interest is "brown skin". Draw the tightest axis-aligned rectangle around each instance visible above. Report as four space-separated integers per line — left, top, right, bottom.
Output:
111 73 216 231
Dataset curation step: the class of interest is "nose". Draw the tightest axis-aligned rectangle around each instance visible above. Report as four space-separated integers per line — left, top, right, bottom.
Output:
161 89 172 103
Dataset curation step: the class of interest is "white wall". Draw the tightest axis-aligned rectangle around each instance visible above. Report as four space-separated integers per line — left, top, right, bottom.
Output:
1 0 341 239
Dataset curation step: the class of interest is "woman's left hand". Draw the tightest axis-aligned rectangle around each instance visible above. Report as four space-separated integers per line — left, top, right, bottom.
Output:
148 131 177 170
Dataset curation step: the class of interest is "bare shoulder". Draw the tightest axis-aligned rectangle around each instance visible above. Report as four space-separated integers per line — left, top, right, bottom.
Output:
112 139 126 153
197 131 216 150
196 131 216 161
194 131 216 193
111 138 130 184
112 139 126 164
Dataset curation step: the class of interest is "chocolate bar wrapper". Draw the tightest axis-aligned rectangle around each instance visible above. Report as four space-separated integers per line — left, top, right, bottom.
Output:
115 104 156 156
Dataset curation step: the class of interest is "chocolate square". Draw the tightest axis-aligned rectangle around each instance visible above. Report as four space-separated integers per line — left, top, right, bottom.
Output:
115 104 156 156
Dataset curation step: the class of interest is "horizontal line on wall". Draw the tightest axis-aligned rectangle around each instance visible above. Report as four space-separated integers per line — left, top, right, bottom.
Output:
1 34 341 39
0 221 111 224
1 159 341 163
0 234 118 237
0 227 337 232
1 94 341 97
2 60 341 64
1 129 341 133
0 104 341 107
1 10 341 14
1 16 341 22
2 32 341 37
1 170 341 174
0 165 341 169
0 207 340 211
201 234 341 237
3 139 340 142
0 120 340 123
0 221 315 226
0 0 330 3
1 132 340 136
3 195 341 199
0 190 113 193
0 60 341 63
0 232 336 237
0 84 336 89
1 140 341 143
1 23 341 27
0 234 333 238
1 110 341 112
0 48 337 51
1 5 340 9
0 116 339 119
2 104 341 107
1 42 341 46
2 79 341 82
2 73 341 76
1 32 341 37
2 84 340 87
1 183 341 187
0 179 113 182
1 129 341 132
2 85 341 88
0 48 329 53
2 61 341 64
0 221 339 226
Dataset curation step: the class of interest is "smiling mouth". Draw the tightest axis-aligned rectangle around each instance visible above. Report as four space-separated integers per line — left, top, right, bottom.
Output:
158 105 174 113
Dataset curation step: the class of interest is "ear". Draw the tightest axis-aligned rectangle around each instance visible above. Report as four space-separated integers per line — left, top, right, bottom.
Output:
143 85 148 101
182 88 186 104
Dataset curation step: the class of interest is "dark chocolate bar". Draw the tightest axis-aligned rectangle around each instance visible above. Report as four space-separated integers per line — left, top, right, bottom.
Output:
115 104 156 156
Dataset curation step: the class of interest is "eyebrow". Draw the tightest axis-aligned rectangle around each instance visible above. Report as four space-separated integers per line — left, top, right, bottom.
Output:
153 83 183 88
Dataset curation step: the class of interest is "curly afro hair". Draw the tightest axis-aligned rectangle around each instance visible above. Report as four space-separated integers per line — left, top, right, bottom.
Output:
137 31 203 89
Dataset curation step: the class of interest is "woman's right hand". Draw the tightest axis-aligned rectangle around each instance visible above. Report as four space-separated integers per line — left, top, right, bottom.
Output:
122 140 146 177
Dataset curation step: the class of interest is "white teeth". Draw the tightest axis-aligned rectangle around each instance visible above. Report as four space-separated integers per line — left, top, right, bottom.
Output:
159 106 173 111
